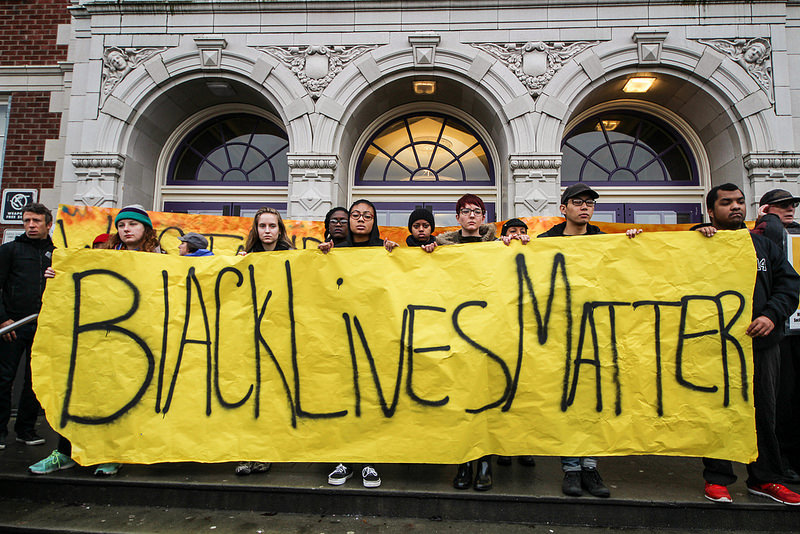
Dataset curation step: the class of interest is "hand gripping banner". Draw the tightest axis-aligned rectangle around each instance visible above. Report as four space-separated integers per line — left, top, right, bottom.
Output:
32 230 757 465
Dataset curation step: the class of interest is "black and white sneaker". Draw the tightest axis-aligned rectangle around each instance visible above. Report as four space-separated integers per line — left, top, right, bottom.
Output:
16 430 45 446
362 465 381 488
235 462 271 476
327 463 353 485
0 433 6 450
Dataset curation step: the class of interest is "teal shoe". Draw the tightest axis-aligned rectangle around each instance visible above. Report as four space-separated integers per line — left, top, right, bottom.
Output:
93 462 121 476
29 450 76 475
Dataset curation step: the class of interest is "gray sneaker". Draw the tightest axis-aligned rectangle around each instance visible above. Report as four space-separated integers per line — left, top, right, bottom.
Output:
235 462 271 476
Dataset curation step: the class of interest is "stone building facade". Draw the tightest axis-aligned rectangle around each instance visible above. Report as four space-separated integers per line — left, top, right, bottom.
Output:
3 1 800 229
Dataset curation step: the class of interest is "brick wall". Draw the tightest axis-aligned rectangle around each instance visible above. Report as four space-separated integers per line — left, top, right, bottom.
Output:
0 0 70 66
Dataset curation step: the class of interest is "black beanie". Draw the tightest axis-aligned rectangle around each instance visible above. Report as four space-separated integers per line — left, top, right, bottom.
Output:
501 218 528 236
408 208 435 232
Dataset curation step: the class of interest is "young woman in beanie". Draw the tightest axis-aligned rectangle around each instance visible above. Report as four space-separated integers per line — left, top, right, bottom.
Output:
406 208 437 251
106 205 162 253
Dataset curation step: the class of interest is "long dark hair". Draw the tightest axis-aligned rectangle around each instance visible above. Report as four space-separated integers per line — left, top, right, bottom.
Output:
344 199 383 246
245 207 295 252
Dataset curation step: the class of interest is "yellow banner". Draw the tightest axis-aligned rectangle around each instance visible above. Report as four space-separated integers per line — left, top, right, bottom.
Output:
33 230 757 465
53 204 696 255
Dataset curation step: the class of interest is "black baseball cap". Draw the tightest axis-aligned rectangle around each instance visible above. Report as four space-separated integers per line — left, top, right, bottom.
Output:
758 189 800 206
561 183 599 205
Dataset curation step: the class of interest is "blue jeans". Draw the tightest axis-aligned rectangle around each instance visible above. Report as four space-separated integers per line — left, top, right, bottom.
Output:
561 456 598 472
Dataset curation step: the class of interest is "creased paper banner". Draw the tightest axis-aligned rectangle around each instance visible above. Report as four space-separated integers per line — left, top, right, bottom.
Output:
32 230 757 465
53 204 698 255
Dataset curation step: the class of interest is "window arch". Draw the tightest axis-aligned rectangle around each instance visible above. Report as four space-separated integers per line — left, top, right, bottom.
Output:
356 113 494 185
167 113 289 185
561 111 698 185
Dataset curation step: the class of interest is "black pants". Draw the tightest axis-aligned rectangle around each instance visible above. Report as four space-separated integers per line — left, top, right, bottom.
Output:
0 329 41 437
703 343 783 486
777 336 800 471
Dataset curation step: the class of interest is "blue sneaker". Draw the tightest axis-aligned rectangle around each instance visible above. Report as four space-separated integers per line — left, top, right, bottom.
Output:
29 450 76 475
94 463 121 476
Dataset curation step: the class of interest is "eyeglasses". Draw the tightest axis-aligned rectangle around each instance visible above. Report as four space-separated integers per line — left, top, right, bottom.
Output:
329 218 348 226
569 199 596 207
459 208 484 216
773 200 799 209
350 211 374 221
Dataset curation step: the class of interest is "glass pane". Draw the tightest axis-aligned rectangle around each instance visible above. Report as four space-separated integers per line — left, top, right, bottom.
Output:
386 161 411 181
395 146 420 170
589 145 615 173
372 121 412 155
437 159 464 181
561 144 583 182
637 160 667 181
407 116 444 142
609 141 634 169
462 147 491 181
360 145 391 181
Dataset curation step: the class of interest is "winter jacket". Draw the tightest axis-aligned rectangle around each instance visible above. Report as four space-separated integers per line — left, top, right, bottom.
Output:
750 232 800 349
536 221 605 238
186 248 214 257
0 233 55 324
435 224 497 245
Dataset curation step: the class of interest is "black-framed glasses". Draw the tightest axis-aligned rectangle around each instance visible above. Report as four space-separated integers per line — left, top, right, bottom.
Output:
351 211 374 221
329 218 348 226
569 199 596 207
459 208 484 216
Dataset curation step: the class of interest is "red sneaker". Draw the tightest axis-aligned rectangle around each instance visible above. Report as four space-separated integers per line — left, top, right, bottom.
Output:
704 482 732 503
747 483 800 505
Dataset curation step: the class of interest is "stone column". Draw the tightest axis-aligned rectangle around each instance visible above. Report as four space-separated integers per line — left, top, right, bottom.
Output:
509 154 562 217
744 152 800 213
70 153 124 207
287 154 339 220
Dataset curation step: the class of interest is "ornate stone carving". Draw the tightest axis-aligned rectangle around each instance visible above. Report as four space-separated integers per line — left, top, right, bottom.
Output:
697 38 773 101
471 41 599 96
287 156 338 170
510 154 562 216
287 154 339 219
744 153 800 170
71 153 125 207
101 47 167 102
259 45 377 98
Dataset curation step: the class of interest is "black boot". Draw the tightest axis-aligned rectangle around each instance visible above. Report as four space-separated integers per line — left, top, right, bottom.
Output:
453 462 472 489
474 456 493 491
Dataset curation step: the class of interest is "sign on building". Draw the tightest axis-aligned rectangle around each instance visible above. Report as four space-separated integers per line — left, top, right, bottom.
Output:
1 189 38 224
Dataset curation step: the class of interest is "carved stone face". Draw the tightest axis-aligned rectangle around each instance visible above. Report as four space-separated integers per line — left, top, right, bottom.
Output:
108 51 128 71
743 43 765 64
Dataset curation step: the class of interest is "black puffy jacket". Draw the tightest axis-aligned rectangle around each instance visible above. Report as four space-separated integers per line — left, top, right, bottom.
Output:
0 233 55 324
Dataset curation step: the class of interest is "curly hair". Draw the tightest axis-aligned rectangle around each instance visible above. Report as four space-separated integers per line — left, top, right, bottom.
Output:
245 207 295 252
106 226 162 253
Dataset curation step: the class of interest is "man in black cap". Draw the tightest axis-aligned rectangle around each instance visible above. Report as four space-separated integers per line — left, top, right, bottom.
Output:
753 189 800 484
178 232 213 257
538 184 604 237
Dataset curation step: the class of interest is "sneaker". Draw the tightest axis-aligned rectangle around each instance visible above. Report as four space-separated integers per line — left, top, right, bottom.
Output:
562 471 582 496
705 482 732 503
362 465 381 488
29 450 76 475
581 468 610 498
16 430 45 446
747 482 800 505
327 463 353 485
235 461 271 476
0 433 6 450
93 463 121 476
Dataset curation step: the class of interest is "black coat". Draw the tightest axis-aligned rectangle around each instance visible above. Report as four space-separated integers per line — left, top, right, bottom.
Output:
537 221 605 238
0 233 55 324
750 232 800 349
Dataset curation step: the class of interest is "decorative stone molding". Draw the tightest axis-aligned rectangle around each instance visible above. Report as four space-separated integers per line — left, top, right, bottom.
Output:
510 154 562 216
287 154 339 219
744 153 800 207
632 29 669 64
194 37 227 69
101 47 167 103
470 41 599 97
696 38 773 101
71 153 125 207
408 33 441 68
260 45 378 99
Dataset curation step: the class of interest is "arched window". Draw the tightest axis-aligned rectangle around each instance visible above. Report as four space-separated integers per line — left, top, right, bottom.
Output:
356 113 494 185
168 113 289 185
561 112 698 185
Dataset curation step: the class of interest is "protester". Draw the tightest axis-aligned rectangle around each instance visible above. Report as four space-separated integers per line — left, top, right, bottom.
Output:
406 208 437 251
242 207 295 254
318 199 398 254
752 190 800 484
178 232 213 257
105 205 163 253
536 183 641 498
324 206 350 246
695 183 800 505
500 218 528 238
320 199 396 487
91 233 110 249
0 203 53 452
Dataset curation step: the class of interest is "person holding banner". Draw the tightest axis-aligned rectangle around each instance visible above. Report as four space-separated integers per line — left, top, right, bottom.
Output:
177 233 214 257
235 207 295 476
0 203 53 452
537 184 613 499
752 189 800 484
406 208 437 251
324 207 350 247
695 183 800 505
104 205 163 253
